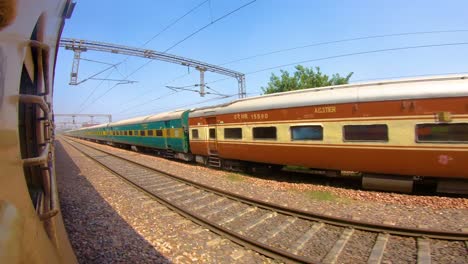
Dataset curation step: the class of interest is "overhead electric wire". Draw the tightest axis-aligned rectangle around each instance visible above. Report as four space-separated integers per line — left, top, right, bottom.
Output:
121 72 192 107
118 94 237 119
352 71 468 83
141 0 209 47
245 42 468 75
75 62 121 86
76 0 209 112
76 68 115 113
80 0 257 112
220 29 468 66
118 91 179 114
204 41 468 86
79 58 117 65
116 0 258 105
163 0 257 52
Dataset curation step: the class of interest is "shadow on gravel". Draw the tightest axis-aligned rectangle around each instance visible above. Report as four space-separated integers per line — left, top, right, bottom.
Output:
55 140 171 264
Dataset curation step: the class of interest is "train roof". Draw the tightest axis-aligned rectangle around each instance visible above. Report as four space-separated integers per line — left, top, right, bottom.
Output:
189 74 468 117
72 123 109 131
110 109 188 126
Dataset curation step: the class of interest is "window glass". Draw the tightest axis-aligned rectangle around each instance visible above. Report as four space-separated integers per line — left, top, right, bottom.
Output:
156 130 163 137
140 130 145 136
253 127 277 140
129 131 133 136
192 129 199 139
147 130 154 136
291 126 323 140
209 128 216 139
124 131 128 136
224 128 242 139
416 123 468 142
343 125 388 141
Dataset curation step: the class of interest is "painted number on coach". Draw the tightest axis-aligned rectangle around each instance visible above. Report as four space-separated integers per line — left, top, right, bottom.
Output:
233 113 269 120
314 106 336 113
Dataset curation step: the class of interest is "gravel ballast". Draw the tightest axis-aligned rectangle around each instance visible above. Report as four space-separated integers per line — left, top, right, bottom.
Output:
55 139 273 263
56 137 468 262
67 138 467 232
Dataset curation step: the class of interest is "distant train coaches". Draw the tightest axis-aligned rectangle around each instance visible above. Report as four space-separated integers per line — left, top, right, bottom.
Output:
70 110 192 160
68 75 468 193
188 75 468 191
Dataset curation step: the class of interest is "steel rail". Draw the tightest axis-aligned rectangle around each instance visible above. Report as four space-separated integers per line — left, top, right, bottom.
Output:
63 138 311 263
65 137 468 241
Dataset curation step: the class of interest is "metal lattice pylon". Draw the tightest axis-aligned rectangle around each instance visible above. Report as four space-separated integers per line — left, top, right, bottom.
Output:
60 38 246 98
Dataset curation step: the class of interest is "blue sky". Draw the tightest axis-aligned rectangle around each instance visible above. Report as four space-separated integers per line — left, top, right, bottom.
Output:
53 0 468 127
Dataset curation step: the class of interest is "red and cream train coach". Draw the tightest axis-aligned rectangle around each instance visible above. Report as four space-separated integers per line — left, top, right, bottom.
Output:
188 75 468 193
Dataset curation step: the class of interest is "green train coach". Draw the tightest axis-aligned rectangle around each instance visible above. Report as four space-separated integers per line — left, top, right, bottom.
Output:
68 123 109 142
66 110 193 161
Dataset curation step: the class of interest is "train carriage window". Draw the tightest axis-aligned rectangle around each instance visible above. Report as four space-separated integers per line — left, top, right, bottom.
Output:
291 126 323 140
416 123 468 143
209 128 216 139
343 125 388 141
124 131 128 136
147 130 154 136
253 127 277 140
140 130 146 136
129 131 133 136
224 128 242 139
156 130 163 137
192 129 199 139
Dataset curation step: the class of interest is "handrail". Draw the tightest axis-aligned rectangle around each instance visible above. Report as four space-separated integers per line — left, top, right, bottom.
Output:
19 94 50 113
22 142 50 166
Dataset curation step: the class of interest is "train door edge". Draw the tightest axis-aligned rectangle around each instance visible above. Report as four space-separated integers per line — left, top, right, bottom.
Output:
206 117 218 154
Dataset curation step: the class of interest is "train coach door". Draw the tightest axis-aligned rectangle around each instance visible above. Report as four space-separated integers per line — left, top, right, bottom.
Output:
206 117 218 154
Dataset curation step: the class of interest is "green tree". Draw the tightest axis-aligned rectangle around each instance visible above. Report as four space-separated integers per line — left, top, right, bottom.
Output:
261 65 353 94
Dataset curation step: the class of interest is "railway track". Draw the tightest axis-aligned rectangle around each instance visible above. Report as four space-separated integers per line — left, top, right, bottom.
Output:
63 138 468 263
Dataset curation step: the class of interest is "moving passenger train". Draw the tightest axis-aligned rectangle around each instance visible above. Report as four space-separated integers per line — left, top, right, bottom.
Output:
67 75 468 194
0 0 77 263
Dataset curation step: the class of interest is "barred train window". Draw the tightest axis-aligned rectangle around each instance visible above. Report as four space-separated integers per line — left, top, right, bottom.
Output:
253 127 277 140
224 128 242 139
343 125 388 141
156 130 163 137
209 128 216 139
147 130 154 136
291 126 323 140
124 131 128 136
129 131 133 136
140 130 146 136
191 129 199 139
416 123 468 142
